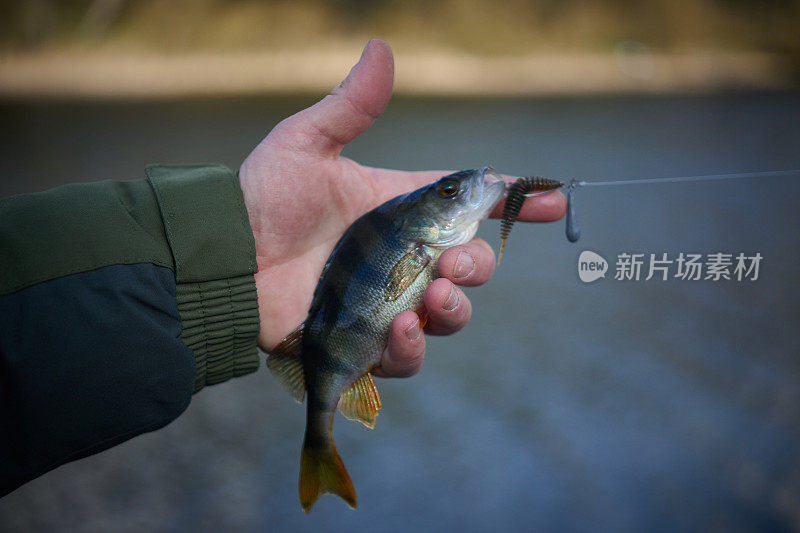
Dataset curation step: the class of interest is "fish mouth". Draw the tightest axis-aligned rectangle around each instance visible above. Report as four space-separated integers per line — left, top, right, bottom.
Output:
469 166 506 220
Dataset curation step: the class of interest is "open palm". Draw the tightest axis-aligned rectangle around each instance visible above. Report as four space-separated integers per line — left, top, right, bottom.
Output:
239 40 565 377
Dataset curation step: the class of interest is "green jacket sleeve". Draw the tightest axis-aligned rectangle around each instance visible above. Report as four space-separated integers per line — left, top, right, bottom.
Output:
144 164 261 388
0 164 260 496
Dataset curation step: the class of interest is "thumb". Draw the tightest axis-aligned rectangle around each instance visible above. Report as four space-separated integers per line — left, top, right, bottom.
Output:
278 39 394 157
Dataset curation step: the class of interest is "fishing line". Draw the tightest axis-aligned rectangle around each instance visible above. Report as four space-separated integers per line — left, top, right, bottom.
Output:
499 169 800 261
574 169 800 188
560 169 800 244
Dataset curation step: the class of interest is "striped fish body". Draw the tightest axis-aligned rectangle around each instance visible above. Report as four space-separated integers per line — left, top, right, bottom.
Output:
304 205 442 431
266 168 506 512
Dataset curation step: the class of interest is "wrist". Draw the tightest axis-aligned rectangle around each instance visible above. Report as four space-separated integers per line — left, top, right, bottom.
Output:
147 163 261 391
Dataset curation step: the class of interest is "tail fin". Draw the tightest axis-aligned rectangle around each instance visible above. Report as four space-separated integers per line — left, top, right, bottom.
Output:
299 440 356 512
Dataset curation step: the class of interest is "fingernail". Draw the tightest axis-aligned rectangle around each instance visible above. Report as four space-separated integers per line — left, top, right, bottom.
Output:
453 250 475 279
340 42 370 88
405 318 421 341
361 40 373 60
443 286 459 311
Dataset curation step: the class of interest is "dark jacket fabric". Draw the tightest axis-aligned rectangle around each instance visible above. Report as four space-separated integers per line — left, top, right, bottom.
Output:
0 164 260 496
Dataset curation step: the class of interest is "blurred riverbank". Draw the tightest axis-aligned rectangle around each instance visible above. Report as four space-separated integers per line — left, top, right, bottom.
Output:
2 0 799 99
0 48 795 99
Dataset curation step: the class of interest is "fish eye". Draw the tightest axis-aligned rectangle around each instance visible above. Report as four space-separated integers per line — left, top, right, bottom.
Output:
437 181 459 197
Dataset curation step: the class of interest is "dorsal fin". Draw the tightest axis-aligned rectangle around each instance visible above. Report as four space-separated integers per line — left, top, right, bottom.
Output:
337 373 382 429
266 323 306 402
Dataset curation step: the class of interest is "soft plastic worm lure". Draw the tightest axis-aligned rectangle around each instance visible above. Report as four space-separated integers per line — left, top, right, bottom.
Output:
498 176 563 265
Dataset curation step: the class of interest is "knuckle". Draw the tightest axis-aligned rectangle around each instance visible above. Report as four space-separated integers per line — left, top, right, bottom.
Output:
389 350 423 378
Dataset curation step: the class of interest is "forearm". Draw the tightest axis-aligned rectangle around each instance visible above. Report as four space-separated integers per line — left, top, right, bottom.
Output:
0 164 260 495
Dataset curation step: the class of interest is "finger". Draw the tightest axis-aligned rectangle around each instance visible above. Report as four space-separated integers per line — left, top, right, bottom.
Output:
423 278 472 336
373 311 426 378
275 39 394 157
437 238 495 287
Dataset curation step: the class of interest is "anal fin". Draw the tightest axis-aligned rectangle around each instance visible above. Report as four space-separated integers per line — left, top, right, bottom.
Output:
337 373 382 429
266 323 306 402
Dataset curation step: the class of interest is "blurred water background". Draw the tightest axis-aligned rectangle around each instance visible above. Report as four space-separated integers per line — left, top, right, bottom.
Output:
2 0 800 532
1 92 799 532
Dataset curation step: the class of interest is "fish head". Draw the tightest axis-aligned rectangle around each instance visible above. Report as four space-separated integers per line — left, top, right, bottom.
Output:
396 167 506 247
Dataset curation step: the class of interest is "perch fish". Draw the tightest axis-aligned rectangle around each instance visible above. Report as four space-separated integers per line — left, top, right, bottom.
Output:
267 167 506 512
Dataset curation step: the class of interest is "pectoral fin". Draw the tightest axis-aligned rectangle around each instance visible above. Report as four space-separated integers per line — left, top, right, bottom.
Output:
266 323 306 402
337 373 382 429
386 245 430 302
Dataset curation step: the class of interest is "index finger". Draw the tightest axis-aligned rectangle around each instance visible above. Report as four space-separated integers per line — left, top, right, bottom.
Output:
489 187 567 222
369 167 567 222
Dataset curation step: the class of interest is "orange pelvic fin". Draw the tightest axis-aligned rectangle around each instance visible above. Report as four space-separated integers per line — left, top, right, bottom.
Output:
338 372 382 429
299 441 356 513
415 305 429 329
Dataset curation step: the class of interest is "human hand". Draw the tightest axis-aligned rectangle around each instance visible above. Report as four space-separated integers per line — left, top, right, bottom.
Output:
239 39 565 378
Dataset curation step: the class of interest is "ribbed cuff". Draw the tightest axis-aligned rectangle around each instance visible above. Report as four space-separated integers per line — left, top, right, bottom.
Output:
177 275 260 392
146 164 261 392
